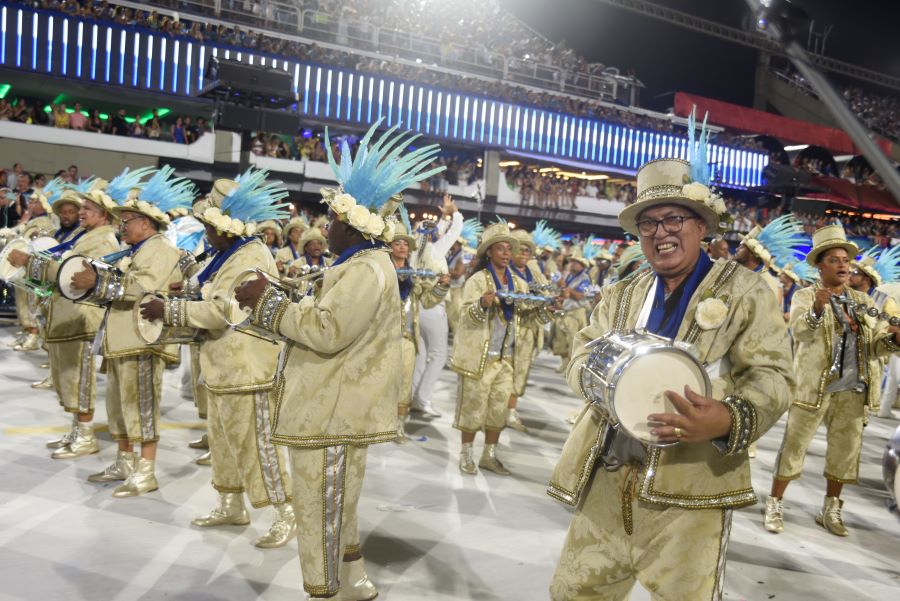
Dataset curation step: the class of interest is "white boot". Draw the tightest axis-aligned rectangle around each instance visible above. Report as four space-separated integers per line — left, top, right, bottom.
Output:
339 557 378 601
254 503 296 548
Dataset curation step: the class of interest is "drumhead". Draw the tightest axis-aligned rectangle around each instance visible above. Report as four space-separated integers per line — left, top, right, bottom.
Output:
612 348 708 444
30 236 58 253
134 294 163 344
58 256 92 301
0 238 29 281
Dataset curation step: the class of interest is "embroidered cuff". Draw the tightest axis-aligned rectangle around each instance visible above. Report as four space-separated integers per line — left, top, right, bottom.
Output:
176 252 198 276
25 254 51 284
91 268 125 303
536 305 554 325
805 306 824 329
251 284 290 335
163 298 189 328
432 283 449 298
713 395 758 456
467 302 488 323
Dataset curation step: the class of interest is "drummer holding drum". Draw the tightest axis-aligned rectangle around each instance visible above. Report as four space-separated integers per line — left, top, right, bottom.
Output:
6 184 119 459
139 171 297 549
548 119 795 601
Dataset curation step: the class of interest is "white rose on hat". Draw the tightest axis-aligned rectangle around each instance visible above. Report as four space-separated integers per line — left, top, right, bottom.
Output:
682 182 710 201
347 205 371 231
365 213 385 236
332 193 355 214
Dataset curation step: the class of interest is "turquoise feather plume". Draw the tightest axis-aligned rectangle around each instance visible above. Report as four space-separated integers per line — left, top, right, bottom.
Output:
140 165 197 214
106 166 156 205
863 245 900 286
686 107 711 186
531 220 562 252
758 215 809 267
325 119 446 212
220 168 290 224
459 218 483 248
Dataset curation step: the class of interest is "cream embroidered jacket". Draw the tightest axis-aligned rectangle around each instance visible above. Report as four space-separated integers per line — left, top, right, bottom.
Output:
549 260 793 509
789 284 900 412
252 247 402 448
164 239 283 394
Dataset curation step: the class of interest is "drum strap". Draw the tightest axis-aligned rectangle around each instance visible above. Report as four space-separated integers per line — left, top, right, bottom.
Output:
91 309 110 356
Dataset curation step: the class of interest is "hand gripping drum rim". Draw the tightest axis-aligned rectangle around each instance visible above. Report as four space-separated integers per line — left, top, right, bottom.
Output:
579 330 711 447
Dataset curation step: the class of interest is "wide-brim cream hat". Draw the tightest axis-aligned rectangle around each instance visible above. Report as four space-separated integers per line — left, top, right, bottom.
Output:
52 189 83 214
477 222 519 257
618 159 722 237
298 226 327 251
391 221 417 250
282 217 308 242
852 256 881 287
739 225 773 265
257 220 283 247
112 201 170 229
511 229 536 254
806 224 858 266
781 263 801 284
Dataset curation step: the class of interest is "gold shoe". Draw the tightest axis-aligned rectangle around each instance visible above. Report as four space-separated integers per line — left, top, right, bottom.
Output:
31 376 53 390
254 503 296 548
88 451 136 482
506 408 527 432
815 495 849 537
478 443 511 476
764 496 784 533
195 450 212 466
51 423 99 459
46 418 78 449
14 333 41 351
458 442 477 475
188 434 209 450
339 557 379 601
192 492 251 527
112 458 158 497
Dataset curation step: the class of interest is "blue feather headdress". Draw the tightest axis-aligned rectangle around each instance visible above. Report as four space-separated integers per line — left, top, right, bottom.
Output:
139 165 197 218
106 166 156 205
170 216 206 254
856 245 900 287
746 215 809 268
33 177 67 213
531 220 562 252
195 168 290 237
687 107 711 186
790 261 818 285
458 218 483 249
67 176 99 196
322 119 446 241
582 238 603 262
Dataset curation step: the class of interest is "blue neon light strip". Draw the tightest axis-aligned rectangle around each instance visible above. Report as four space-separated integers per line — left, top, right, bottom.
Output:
2 9 767 187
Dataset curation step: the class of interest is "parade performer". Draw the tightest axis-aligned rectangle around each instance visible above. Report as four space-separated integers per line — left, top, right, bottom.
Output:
390 221 450 441
450 221 553 475
140 169 296 547
71 167 191 497
445 217 480 333
275 216 307 275
766 224 900 536
233 119 444 599
549 113 793 600
550 243 594 372
735 215 809 310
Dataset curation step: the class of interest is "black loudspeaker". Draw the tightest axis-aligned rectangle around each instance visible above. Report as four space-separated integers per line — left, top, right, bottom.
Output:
200 56 297 108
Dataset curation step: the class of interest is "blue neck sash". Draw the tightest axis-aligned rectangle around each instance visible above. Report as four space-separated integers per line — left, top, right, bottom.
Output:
447 248 462 265
127 237 151 257
197 237 255 286
396 260 413 301
487 262 515 322
54 224 79 242
510 264 533 283
646 252 713 339
304 252 324 267
332 240 385 268
288 242 299 260
48 229 86 255
783 283 796 313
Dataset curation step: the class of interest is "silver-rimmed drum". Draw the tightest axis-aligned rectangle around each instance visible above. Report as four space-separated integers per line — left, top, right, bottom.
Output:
579 330 710 447
133 292 203 345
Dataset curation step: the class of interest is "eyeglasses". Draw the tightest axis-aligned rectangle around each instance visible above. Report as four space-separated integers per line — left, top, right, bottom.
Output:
635 215 698 237
118 216 143 228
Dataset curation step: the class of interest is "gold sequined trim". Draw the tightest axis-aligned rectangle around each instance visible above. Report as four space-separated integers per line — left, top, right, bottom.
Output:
635 184 686 202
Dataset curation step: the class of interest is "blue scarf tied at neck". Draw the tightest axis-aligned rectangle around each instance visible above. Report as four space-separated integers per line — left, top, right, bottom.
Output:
197 237 255 286
646 252 713 339
487 263 515 322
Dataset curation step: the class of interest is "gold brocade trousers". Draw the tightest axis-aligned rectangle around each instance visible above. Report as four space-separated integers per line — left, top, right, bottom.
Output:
551 468 732 601
551 308 587 358
513 328 539 397
49 339 96 415
189 344 207 418
208 389 290 508
398 336 416 410
289 445 367 598
454 358 514 432
106 354 164 443
774 389 867 483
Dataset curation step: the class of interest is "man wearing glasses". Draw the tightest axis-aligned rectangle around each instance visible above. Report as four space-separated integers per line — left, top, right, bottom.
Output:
71 194 182 498
549 154 794 601
765 224 900 537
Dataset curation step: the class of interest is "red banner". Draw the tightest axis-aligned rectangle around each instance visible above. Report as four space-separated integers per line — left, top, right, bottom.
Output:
806 175 899 214
674 92 893 156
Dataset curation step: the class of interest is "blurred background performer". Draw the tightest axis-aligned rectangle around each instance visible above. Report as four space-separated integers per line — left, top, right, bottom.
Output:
73 167 190 498
506 227 551 432
275 216 308 276
6 180 118 458
389 221 450 441
234 119 444 600
766 224 900 537
549 113 793 601
409 194 463 418
141 170 296 548
445 218 481 334
451 221 553 476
